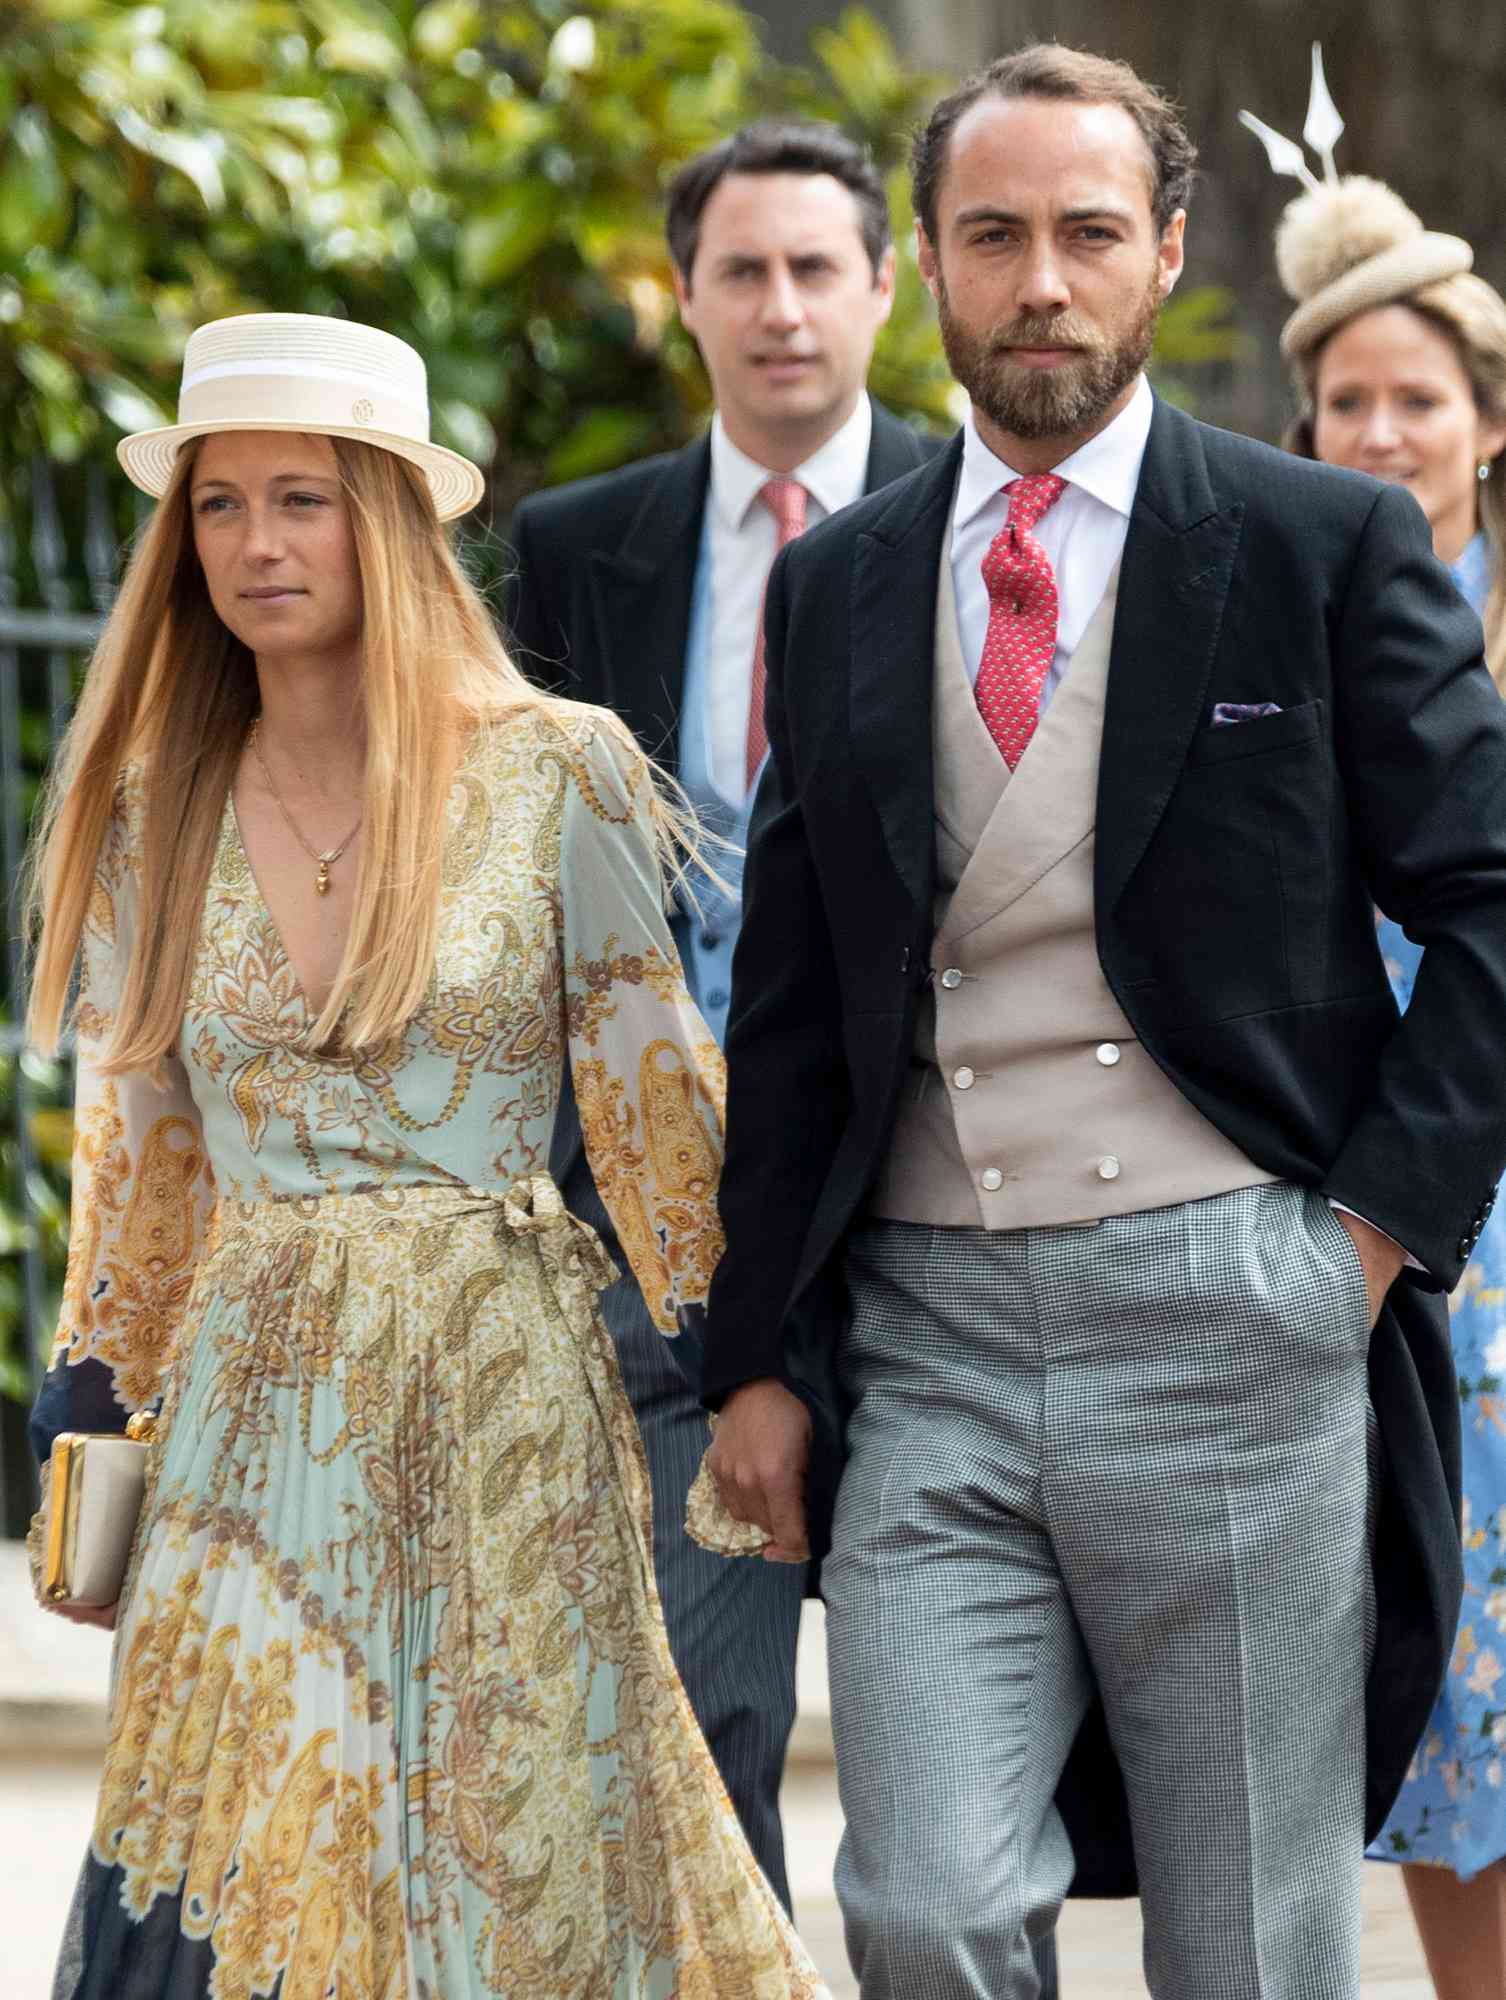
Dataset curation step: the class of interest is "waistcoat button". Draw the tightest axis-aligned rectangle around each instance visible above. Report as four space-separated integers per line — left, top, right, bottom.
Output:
1095 1043 1121 1066
954 1066 975 1090
1097 1156 1121 1181
940 968 963 990
980 1167 1004 1191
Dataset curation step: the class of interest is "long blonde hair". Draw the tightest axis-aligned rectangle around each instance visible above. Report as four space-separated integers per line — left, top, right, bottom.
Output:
1288 270 1506 689
27 435 700 1068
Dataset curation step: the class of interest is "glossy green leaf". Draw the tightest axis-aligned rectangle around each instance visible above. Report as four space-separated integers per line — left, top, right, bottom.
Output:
413 0 482 65
433 396 497 467
17 342 81 400
545 405 658 483
310 0 406 78
96 375 174 434
459 181 558 285
0 111 71 256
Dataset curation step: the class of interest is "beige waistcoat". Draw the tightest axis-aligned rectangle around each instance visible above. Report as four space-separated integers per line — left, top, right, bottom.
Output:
869 558 1273 1230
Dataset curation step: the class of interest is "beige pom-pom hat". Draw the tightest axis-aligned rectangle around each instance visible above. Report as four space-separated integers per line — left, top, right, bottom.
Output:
117 313 486 521
1241 46 1473 360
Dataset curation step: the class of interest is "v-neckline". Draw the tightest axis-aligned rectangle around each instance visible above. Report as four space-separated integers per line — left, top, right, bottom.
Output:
222 789 330 1026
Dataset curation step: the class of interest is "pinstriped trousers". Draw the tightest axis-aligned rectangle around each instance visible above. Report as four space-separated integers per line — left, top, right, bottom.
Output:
825 1183 1373 1999
559 1133 805 1910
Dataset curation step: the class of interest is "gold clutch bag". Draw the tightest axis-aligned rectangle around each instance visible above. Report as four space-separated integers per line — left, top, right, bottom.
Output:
40 1411 156 1609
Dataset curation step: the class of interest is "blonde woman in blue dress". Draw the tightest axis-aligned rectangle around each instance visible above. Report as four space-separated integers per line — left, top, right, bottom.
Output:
24 313 827 2000
1249 72 1506 1998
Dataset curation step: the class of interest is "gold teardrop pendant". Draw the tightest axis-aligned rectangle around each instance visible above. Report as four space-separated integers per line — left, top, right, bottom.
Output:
315 859 331 897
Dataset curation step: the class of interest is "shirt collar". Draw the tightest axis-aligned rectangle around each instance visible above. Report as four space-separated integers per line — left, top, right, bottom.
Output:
709 393 874 531
1451 531 1493 617
953 372 1155 532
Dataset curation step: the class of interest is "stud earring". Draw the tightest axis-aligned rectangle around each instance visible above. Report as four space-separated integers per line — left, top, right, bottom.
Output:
1480 461 1493 482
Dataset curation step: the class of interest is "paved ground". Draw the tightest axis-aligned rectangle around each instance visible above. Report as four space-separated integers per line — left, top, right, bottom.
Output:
2 1547 1436 1997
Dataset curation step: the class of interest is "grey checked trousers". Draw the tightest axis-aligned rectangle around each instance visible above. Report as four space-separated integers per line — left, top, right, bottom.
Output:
826 1184 1373 2000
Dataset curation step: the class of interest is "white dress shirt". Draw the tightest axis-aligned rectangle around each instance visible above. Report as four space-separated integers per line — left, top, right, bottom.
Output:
704 394 873 802
950 372 1153 711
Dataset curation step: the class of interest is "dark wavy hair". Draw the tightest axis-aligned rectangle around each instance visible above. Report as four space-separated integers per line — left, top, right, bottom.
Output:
666 120 892 283
911 44 1197 243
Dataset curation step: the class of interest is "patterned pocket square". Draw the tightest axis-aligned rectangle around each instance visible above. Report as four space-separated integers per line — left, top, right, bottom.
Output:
1211 701 1283 727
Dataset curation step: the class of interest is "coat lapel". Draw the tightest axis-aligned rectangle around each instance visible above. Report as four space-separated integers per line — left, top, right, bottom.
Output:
1096 400 1245 916
850 437 962 913
586 437 710 772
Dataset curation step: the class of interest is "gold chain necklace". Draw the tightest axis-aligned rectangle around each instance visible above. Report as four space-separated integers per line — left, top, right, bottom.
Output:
249 719 362 897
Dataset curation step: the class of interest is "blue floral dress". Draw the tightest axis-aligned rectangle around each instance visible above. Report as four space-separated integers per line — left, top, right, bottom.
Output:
1370 535 1506 1880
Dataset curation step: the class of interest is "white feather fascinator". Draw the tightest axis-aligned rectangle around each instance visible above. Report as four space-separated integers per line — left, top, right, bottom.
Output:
1241 46 1472 359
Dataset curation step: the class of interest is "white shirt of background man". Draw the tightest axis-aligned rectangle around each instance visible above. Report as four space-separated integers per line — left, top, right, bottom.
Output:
704 393 874 804
950 371 1154 710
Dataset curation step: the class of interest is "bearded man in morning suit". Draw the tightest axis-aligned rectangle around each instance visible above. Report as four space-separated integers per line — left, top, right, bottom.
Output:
504 121 948 1922
700 44 1506 2000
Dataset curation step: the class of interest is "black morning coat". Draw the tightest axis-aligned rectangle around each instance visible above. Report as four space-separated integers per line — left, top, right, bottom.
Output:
699 395 1506 1896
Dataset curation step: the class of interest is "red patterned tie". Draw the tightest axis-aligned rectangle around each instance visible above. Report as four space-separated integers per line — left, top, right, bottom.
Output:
747 476 809 789
975 473 1068 768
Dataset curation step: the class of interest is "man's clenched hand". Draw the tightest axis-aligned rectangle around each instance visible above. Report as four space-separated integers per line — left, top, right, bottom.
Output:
706 1377 813 1564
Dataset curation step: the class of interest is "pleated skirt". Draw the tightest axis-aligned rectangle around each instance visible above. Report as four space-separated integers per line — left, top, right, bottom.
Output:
54 1175 827 2000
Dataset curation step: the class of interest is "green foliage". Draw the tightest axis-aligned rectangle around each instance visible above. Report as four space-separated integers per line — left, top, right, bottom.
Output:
0 1045 71 1404
0 0 952 524
1152 285 1249 413
0 0 1244 504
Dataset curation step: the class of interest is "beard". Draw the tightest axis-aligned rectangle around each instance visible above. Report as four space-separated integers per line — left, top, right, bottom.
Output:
937 266 1163 444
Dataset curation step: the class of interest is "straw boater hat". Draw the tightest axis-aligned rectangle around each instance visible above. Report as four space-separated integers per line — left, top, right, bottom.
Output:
1241 45 1473 361
117 312 486 521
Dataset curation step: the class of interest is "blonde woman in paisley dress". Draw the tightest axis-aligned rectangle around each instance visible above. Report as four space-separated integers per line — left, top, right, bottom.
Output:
24 313 828 2000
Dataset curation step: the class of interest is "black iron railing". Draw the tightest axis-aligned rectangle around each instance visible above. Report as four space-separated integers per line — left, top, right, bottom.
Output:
0 458 118 1534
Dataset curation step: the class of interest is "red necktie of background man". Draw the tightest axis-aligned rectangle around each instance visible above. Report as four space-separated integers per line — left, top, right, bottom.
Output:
975 473 1068 769
746 476 809 790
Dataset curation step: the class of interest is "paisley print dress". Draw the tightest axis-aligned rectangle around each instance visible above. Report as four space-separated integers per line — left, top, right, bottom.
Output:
29 706 828 1999
1368 536 1506 1880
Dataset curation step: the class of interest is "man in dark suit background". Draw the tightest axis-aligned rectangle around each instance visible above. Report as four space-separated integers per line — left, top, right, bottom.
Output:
700 44 1506 2000
505 121 946 1923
